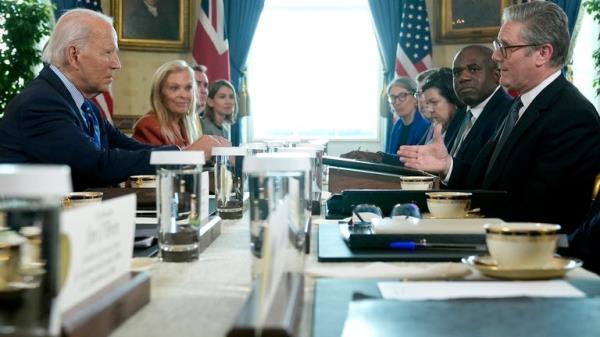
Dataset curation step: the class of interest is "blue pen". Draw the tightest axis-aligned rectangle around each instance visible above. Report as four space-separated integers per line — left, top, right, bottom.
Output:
388 240 484 251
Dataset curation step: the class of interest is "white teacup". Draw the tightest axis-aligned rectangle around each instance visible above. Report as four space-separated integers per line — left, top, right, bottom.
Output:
426 192 471 218
63 192 103 208
400 176 436 190
128 175 157 188
484 222 561 269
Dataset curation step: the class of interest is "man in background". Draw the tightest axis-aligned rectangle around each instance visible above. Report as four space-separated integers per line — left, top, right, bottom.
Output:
193 64 209 117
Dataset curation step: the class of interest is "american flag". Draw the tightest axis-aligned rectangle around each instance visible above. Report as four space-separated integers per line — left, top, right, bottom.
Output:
52 0 115 125
395 0 432 78
192 0 231 81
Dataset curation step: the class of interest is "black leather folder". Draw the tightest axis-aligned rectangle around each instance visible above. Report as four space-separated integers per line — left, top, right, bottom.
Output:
313 278 600 337
323 155 429 176
318 223 484 262
326 189 508 218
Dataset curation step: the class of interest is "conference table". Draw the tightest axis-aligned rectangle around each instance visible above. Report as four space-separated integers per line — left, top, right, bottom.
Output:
109 208 598 337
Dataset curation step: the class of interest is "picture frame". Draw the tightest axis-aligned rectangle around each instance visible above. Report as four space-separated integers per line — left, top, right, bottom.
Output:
437 0 511 44
112 0 189 52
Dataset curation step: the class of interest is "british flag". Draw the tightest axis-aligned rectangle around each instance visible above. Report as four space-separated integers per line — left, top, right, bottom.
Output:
395 0 432 78
192 0 230 81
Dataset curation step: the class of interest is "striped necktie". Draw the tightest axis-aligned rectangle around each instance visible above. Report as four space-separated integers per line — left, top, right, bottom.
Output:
485 97 523 176
81 100 101 149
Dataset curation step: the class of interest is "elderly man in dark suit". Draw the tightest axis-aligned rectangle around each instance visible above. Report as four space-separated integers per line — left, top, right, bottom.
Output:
399 1 600 233
0 9 227 191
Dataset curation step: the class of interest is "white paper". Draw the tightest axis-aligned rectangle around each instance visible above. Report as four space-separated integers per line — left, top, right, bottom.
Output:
378 280 585 300
59 194 136 313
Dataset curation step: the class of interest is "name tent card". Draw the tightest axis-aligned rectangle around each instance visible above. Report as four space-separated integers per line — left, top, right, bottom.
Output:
59 194 136 313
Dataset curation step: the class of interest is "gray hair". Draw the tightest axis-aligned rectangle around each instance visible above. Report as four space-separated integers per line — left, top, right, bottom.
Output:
42 8 114 66
387 77 417 95
503 1 569 67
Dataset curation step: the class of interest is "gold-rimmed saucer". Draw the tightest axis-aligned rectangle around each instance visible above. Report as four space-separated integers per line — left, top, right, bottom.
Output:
462 254 582 280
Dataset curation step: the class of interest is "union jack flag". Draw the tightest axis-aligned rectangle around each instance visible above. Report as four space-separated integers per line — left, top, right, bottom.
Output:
395 0 432 78
192 0 230 81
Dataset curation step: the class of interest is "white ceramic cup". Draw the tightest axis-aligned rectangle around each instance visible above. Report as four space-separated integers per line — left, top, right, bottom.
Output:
400 176 436 190
63 192 103 208
425 192 471 218
484 222 561 269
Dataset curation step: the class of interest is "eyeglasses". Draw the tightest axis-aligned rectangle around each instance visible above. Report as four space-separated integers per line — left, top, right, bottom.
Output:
493 39 539 59
388 92 414 103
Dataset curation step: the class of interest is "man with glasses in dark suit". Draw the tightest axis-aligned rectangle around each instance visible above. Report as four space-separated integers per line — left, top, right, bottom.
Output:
398 1 600 233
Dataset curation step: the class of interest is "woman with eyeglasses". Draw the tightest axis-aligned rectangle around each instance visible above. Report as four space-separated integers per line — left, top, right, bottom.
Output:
385 77 430 156
419 68 466 149
340 77 429 165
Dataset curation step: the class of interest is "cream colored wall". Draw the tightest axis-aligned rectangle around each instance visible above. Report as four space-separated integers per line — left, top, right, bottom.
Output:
106 0 477 118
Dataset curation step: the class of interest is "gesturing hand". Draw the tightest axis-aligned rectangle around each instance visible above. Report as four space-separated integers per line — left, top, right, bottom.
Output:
397 123 452 175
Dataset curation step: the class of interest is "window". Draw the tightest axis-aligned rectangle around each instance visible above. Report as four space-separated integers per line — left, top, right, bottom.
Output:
572 8 600 113
246 0 381 140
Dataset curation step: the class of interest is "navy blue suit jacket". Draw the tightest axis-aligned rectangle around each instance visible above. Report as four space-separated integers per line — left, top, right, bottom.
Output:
0 66 176 191
449 76 600 233
453 88 512 168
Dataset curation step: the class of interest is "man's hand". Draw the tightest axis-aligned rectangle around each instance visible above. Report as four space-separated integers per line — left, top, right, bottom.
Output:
184 135 231 161
397 124 452 175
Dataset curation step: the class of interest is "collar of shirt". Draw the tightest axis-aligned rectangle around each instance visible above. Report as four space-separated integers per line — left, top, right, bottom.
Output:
467 86 502 122
49 64 85 110
518 70 562 119
143 0 159 17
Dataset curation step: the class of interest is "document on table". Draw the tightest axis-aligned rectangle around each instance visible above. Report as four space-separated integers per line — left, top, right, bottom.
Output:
378 280 585 300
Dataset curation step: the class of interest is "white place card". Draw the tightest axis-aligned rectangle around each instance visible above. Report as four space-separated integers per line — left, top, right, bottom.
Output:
59 194 136 313
378 280 585 301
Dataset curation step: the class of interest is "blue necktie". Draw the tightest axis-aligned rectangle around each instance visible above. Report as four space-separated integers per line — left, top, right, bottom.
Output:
81 100 101 149
486 97 523 176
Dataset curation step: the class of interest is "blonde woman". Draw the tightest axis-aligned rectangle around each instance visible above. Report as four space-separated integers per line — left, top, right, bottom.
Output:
133 60 201 147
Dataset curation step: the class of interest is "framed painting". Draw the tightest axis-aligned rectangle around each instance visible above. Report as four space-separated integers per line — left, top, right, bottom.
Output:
112 0 189 52
437 0 511 44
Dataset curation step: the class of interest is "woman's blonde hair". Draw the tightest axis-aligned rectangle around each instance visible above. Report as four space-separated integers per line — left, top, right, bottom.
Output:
150 60 201 144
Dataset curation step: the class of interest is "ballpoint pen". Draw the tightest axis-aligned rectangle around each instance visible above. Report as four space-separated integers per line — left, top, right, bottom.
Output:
389 239 486 251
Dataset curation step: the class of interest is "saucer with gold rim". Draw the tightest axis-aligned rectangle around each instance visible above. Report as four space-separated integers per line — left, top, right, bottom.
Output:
462 254 582 280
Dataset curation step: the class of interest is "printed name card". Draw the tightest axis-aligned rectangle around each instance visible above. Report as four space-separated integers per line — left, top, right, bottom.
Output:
59 194 136 313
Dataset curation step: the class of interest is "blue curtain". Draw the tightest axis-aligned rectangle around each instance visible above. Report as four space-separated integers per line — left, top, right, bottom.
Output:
549 0 581 37
368 0 404 150
224 0 265 146
367 0 404 84
51 0 102 19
